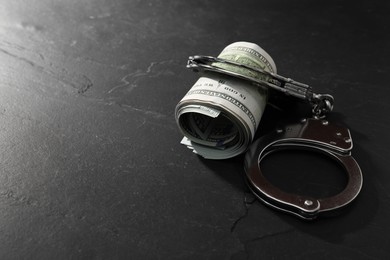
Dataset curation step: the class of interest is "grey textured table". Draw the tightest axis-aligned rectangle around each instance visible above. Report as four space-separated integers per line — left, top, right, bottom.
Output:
1 0 389 259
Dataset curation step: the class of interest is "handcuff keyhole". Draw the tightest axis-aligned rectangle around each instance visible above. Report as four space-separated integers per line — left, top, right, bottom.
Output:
260 149 347 199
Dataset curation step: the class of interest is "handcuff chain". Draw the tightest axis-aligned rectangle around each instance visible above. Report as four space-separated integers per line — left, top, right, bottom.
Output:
187 55 335 118
311 94 334 119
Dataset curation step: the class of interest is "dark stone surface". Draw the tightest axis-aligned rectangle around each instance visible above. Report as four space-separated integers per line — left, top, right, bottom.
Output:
0 0 389 258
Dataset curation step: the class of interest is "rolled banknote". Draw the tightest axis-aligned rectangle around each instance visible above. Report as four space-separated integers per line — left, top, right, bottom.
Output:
175 42 277 159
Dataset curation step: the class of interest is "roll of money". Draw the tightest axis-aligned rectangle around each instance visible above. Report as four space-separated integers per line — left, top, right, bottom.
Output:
175 42 277 159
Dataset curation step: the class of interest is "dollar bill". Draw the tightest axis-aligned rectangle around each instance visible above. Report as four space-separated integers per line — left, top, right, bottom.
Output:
212 41 276 81
175 42 277 159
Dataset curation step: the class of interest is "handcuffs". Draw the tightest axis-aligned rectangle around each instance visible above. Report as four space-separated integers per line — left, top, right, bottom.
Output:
187 55 363 220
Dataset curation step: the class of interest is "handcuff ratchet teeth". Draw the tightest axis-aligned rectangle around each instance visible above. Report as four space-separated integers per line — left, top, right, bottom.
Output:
187 55 363 220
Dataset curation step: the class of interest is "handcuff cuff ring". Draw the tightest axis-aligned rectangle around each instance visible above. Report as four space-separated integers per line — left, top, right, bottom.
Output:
244 118 363 220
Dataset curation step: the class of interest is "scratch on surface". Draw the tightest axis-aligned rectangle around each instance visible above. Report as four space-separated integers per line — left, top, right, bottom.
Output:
0 47 37 67
0 189 39 207
237 228 295 259
107 60 175 94
0 44 93 94
103 100 169 120
102 100 176 129
230 193 257 232
77 75 93 94
248 228 295 243
120 103 167 119
0 39 26 52
107 70 143 94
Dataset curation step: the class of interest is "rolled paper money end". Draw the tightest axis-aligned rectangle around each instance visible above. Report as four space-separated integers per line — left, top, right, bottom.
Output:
176 42 277 159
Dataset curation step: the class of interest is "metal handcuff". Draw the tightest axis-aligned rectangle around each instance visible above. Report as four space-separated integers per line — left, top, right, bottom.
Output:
187 55 363 220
